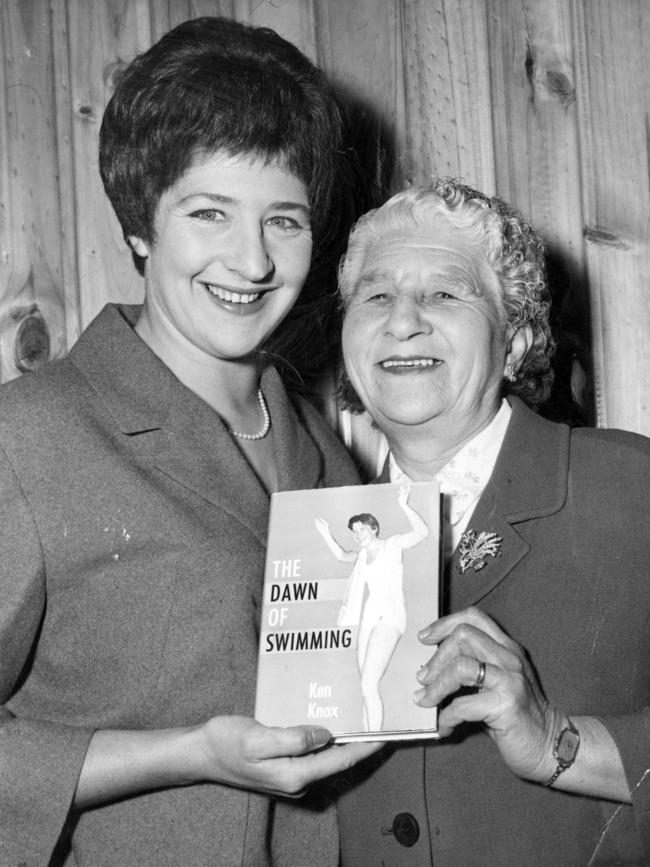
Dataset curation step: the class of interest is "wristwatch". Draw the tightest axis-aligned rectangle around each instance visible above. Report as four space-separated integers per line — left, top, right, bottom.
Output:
543 717 580 787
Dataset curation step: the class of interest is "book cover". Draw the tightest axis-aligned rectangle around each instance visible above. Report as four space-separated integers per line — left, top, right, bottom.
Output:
255 481 440 742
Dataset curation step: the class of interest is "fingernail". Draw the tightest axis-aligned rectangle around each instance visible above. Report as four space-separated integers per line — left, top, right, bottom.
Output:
310 728 332 748
414 688 426 703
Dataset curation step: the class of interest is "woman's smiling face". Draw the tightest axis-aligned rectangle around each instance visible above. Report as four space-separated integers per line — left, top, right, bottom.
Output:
342 219 513 441
130 150 312 369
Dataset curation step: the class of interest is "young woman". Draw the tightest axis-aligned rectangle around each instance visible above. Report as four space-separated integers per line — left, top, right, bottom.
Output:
0 17 376 867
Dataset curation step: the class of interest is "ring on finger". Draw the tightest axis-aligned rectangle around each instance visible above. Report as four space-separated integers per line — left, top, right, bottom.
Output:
474 660 486 689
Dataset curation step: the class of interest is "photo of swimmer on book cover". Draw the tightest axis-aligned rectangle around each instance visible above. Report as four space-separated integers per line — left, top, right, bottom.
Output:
255 481 440 742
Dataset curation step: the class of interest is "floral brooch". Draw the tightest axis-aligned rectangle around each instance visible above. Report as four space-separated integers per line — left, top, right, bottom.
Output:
458 530 502 574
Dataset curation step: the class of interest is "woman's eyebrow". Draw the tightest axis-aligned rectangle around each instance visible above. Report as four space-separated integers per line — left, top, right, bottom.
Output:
178 192 237 205
356 270 390 288
270 201 311 217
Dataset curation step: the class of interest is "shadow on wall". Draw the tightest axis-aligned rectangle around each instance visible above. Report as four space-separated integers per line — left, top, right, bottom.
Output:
270 83 395 410
543 245 595 428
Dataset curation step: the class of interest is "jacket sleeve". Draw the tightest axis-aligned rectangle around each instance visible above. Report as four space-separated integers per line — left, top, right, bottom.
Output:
0 445 94 866
601 708 650 853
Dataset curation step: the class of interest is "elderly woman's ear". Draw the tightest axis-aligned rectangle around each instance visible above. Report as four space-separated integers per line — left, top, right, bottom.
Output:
504 324 534 380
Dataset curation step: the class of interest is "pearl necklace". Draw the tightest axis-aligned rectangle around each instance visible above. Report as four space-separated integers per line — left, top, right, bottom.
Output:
228 388 271 441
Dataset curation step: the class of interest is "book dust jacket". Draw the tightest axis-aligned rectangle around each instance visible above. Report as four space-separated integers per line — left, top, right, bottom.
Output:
255 481 440 741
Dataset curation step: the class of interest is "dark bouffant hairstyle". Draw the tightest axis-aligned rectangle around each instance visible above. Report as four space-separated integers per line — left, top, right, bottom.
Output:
339 177 555 408
100 16 341 268
99 17 359 390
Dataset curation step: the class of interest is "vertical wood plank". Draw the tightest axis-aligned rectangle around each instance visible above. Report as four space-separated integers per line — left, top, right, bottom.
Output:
64 0 152 330
400 0 495 191
486 0 593 426
316 0 407 182
51 0 81 347
574 0 650 435
0 1 67 380
487 0 584 257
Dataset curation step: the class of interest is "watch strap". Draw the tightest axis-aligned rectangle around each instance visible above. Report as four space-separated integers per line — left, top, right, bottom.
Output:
543 717 580 787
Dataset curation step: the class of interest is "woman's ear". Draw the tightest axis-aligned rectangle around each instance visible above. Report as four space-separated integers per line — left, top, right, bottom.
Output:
128 236 149 259
505 324 534 377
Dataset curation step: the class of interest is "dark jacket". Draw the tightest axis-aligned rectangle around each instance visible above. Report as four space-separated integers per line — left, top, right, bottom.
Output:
338 398 650 865
0 304 357 867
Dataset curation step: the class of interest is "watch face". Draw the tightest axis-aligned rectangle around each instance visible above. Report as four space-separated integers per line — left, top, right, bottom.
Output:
556 728 580 763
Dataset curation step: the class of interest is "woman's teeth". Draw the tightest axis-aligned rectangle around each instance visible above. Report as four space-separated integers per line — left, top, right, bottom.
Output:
381 358 441 368
205 284 261 304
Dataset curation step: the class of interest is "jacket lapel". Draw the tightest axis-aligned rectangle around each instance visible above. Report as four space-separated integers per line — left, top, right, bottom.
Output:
69 304 324 546
152 366 324 544
446 399 570 611
152 387 270 543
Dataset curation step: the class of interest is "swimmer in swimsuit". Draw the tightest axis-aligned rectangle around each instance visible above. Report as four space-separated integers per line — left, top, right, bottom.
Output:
314 485 428 731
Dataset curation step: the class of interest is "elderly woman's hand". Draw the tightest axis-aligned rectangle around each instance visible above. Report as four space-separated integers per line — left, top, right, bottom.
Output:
414 607 558 783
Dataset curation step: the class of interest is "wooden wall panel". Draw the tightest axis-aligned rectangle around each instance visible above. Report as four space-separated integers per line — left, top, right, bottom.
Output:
1 0 648 445
487 0 585 259
400 0 495 191
61 0 150 331
575 0 650 434
0 1 67 380
51 0 82 346
316 0 407 170
486 0 593 426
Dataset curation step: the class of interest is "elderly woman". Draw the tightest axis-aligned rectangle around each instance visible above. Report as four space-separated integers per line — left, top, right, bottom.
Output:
335 179 650 865
0 17 376 867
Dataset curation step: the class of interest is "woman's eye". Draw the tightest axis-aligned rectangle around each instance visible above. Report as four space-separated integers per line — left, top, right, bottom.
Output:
266 215 302 231
190 209 225 222
429 290 456 301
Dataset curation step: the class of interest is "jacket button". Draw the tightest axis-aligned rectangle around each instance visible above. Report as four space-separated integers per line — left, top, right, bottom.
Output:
392 812 420 847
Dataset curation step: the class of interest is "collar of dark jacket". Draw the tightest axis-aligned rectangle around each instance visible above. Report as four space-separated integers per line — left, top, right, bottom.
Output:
68 304 173 433
376 397 570 525
67 304 325 519
375 399 572 609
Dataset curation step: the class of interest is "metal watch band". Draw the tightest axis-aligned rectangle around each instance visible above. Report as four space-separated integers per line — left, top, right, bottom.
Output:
543 717 580 788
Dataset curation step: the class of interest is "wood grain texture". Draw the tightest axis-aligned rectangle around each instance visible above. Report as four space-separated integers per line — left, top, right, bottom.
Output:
51 0 83 347
400 0 495 191
487 0 584 256
487 0 594 427
64 0 148 330
0 1 67 381
574 0 650 434
2 0 648 444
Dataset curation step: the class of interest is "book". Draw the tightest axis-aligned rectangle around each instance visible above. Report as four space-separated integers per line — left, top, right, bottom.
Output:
255 481 440 742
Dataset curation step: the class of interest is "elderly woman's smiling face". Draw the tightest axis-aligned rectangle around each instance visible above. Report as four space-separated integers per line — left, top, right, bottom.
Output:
342 218 517 443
